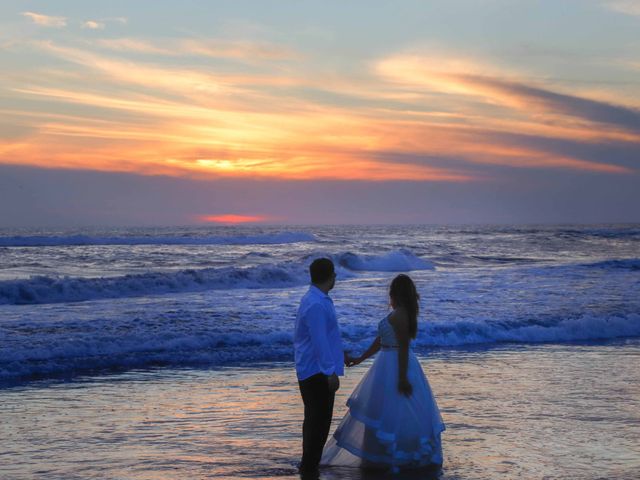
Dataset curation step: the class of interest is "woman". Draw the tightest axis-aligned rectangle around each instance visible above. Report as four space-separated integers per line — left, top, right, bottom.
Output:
321 274 445 472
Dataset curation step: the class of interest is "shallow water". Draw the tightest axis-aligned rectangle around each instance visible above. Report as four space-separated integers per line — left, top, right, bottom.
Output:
3 340 639 480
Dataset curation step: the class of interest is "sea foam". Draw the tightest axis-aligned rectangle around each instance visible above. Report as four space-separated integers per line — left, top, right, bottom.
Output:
336 250 435 272
0 250 435 305
0 264 306 305
0 232 317 247
2 312 638 384
415 313 640 346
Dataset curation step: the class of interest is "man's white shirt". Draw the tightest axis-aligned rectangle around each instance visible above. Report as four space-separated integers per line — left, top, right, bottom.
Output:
294 285 344 381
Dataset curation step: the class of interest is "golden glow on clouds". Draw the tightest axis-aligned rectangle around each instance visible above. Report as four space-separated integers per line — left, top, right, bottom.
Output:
376 53 638 128
1 29 638 182
22 12 66 27
604 0 640 16
97 37 297 61
82 21 104 30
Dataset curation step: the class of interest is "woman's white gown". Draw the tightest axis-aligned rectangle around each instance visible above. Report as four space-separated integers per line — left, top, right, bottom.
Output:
321 314 445 470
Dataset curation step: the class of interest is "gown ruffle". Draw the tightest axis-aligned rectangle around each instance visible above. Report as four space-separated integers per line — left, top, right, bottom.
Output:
321 346 445 471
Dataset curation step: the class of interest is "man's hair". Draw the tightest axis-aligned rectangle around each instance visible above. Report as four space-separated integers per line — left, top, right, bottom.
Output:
310 258 335 284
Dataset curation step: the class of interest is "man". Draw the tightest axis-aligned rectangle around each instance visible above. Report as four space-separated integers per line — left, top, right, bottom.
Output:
294 257 346 474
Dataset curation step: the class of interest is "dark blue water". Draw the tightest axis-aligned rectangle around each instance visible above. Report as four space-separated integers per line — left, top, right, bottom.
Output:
1 224 639 384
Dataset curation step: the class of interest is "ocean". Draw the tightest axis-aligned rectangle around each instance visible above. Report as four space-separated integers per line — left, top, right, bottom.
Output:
1 224 639 479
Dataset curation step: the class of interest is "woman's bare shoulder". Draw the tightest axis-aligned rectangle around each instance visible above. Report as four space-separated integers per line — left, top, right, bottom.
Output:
389 307 410 335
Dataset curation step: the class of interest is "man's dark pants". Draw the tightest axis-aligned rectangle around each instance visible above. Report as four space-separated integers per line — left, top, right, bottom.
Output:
298 372 336 471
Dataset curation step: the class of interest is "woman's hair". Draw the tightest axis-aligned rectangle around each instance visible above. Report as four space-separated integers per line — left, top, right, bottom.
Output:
389 274 419 339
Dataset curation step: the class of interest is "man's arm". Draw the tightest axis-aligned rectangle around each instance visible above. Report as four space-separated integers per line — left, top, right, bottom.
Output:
305 303 338 376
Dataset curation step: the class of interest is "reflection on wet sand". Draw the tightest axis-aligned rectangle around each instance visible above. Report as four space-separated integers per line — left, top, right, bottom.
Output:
2 341 640 479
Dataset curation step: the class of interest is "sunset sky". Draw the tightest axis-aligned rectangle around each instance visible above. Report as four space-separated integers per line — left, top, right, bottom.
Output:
1 0 639 226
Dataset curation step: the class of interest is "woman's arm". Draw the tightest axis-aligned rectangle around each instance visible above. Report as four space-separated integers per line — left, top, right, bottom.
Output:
391 310 413 396
348 336 381 366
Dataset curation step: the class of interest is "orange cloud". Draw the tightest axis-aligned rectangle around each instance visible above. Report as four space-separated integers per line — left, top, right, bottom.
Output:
82 20 105 30
375 53 640 135
22 11 66 27
97 37 297 61
2 40 636 184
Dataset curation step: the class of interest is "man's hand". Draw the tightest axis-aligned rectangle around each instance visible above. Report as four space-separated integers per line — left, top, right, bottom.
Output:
327 373 340 393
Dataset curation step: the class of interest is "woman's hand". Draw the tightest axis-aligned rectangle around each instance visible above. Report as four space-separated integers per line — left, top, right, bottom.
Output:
398 378 412 396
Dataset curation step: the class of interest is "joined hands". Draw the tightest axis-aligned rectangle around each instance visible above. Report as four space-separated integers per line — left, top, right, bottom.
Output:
346 356 362 367
344 352 362 367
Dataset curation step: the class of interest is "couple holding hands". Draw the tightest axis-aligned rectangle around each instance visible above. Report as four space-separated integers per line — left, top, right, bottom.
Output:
294 258 445 475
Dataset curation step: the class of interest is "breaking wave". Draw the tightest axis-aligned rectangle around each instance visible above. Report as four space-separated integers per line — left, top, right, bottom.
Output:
0 232 317 247
336 250 435 272
0 250 435 305
2 312 638 384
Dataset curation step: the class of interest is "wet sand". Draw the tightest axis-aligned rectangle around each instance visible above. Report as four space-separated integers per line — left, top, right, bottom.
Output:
2 339 640 479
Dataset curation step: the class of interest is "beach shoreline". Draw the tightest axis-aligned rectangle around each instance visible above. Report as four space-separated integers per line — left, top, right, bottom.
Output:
2 339 639 480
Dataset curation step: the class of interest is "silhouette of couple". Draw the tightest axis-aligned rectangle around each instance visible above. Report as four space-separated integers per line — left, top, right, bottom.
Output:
294 258 445 476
